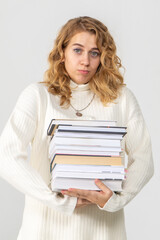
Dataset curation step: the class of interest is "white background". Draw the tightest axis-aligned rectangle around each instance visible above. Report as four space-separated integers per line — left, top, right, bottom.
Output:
0 0 159 239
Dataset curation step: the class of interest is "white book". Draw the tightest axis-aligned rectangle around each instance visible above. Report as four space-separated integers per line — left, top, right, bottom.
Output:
49 149 120 159
47 119 117 135
52 170 125 180
54 130 123 139
52 164 125 173
58 125 126 134
50 119 116 126
51 145 122 152
51 178 122 191
51 137 121 148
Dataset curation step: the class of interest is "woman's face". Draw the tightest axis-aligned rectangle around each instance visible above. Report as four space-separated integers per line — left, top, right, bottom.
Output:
63 31 101 85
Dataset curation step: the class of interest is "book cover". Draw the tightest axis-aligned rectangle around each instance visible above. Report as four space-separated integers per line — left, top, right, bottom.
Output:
51 137 121 148
51 155 122 171
47 119 117 135
51 178 123 192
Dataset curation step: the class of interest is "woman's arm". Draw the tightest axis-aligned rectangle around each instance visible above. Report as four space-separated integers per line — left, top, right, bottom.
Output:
0 84 77 215
62 88 154 211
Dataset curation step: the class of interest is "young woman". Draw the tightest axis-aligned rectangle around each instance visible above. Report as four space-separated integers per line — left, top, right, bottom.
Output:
0 16 153 240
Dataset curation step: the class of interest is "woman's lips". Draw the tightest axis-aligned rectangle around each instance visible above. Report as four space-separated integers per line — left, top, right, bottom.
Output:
78 70 89 74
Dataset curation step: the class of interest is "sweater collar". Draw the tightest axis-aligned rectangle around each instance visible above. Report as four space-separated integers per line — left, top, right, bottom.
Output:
70 80 90 92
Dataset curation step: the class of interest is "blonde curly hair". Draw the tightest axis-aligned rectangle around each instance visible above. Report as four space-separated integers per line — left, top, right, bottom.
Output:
43 16 125 107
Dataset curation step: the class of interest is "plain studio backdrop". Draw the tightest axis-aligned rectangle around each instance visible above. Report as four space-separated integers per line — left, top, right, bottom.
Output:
0 0 159 239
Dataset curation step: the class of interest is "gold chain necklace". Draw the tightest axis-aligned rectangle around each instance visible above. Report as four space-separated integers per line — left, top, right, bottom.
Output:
70 93 95 117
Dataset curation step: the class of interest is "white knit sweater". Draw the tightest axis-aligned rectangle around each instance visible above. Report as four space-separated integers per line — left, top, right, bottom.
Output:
0 81 153 240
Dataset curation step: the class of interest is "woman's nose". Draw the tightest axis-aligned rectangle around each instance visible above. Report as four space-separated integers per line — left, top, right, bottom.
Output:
80 53 90 66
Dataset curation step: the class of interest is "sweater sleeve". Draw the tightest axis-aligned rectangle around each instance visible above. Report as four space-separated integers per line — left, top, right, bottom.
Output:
0 84 77 215
100 88 154 212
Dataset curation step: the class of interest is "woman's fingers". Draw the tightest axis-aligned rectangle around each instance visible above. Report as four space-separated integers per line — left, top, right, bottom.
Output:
61 179 113 208
76 198 93 208
95 179 112 194
61 188 89 198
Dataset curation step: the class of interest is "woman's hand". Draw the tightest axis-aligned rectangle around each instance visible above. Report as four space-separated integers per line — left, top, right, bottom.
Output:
76 198 93 208
61 179 113 208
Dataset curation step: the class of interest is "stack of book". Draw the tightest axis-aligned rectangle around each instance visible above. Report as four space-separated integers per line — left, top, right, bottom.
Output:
47 119 127 192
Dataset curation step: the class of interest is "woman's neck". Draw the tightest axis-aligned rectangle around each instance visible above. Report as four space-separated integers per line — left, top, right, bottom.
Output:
70 79 90 92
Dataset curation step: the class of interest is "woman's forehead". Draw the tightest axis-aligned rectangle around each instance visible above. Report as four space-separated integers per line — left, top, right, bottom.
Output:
67 31 98 48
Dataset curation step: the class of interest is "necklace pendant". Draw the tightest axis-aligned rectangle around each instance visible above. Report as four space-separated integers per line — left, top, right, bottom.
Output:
76 111 82 117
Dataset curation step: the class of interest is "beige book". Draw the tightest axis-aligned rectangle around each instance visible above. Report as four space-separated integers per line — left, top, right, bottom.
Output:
51 155 122 170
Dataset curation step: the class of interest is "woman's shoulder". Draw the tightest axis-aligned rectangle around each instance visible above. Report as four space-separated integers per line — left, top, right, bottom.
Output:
17 82 49 103
118 85 143 122
14 82 49 118
118 85 139 104
21 82 48 96
119 85 135 98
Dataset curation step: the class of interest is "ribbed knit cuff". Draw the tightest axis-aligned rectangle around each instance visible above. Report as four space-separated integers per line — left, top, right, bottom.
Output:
49 195 77 216
97 192 119 212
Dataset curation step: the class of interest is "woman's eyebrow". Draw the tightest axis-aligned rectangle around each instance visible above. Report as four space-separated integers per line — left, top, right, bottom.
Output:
72 43 99 51
72 43 84 47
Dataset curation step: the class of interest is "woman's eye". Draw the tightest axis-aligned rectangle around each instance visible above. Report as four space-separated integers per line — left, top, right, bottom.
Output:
74 48 82 54
90 51 100 57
